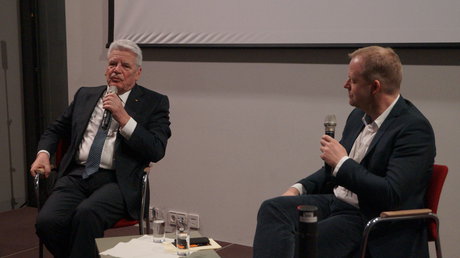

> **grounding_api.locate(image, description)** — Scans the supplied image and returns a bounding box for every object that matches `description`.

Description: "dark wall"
[21,0,68,206]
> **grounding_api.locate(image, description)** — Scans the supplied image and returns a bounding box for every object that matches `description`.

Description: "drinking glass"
[152,209,165,243]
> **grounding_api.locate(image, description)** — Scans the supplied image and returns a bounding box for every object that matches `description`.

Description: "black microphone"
[101,86,118,130]
[323,114,336,174]
[324,114,336,138]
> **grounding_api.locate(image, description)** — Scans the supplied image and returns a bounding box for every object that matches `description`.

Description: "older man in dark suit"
[30,39,171,257]
[253,46,435,258]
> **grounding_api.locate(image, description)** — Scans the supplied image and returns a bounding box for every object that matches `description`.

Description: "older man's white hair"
[108,39,143,67]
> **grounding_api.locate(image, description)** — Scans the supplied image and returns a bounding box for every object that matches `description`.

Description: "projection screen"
[109,0,460,47]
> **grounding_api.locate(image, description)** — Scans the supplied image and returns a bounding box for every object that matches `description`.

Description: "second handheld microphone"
[324,114,336,138]
[101,86,118,130]
[323,114,337,174]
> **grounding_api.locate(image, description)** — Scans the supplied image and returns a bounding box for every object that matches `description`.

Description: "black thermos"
[297,205,318,258]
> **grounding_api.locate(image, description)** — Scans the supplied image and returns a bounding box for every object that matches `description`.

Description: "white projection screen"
[109,0,460,47]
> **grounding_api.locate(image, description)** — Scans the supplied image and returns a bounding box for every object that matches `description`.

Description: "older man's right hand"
[30,152,52,178]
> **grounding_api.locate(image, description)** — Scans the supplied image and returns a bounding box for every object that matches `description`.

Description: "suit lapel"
[114,85,144,170]
[342,112,365,153]
[84,87,106,121]
[74,86,106,144]
[363,96,407,158]
[346,123,364,153]
[124,84,144,120]
[115,85,144,147]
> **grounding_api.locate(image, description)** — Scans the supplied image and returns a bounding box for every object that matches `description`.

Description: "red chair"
[33,140,151,257]
[359,164,448,258]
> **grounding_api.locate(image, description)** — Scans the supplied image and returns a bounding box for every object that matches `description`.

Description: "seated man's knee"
[258,198,276,214]
[73,203,99,223]
[260,196,295,210]
[36,211,62,236]
[258,196,292,219]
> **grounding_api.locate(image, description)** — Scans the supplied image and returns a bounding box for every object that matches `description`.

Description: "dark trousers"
[253,194,366,258]
[36,166,127,258]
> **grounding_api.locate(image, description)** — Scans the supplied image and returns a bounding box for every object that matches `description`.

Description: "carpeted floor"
[0,207,252,258]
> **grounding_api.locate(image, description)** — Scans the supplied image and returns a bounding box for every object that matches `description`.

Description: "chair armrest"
[380,208,432,218]
[360,208,438,258]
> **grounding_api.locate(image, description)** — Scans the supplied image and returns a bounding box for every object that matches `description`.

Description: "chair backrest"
[426,164,448,241]
[55,138,69,168]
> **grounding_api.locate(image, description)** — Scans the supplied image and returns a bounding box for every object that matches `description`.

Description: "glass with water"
[152,209,165,243]
[176,217,190,256]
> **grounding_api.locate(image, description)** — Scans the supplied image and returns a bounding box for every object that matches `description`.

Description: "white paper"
[99,235,221,258]
[100,235,176,258]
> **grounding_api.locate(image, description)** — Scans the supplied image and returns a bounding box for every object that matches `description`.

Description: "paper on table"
[100,235,176,258]
[99,235,221,258]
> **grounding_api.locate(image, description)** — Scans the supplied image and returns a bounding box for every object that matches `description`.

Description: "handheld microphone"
[323,114,336,174]
[324,114,336,138]
[101,86,118,130]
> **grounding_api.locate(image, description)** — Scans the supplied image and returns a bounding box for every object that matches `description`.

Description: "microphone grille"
[324,114,337,127]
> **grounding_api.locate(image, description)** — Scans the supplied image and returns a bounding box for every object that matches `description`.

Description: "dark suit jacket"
[37,84,171,219]
[298,96,436,258]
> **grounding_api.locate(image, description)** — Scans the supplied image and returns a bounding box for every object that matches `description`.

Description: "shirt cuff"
[119,117,137,140]
[37,150,50,158]
[291,183,306,195]
[333,156,350,176]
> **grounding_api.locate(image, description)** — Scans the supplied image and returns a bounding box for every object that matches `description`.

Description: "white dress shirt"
[292,95,400,208]
[38,86,138,171]
[76,86,137,170]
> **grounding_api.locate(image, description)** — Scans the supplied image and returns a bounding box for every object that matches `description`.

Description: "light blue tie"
[83,124,108,179]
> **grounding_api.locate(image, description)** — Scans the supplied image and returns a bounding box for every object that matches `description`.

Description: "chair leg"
[434,219,443,258]
[359,217,380,258]
[139,216,144,235]
[39,239,44,258]
[35,174,44,258]
[34,174,40,209]
[139,171,149,235]
[138,211,151,235]
[146,217,151,236]
[434,238,443,258]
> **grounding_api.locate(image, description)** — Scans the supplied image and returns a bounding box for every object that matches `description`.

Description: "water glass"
[152,209,165,243]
